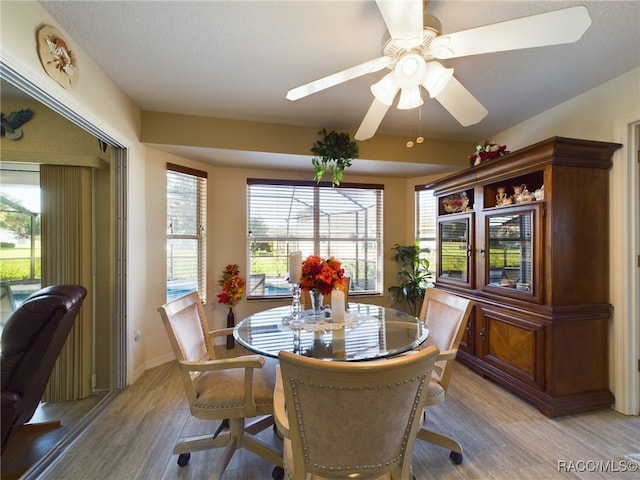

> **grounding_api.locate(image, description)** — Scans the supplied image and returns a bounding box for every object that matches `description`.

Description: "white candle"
[331,289,345,323]
[289,251,302,284]
[332,329,346,358]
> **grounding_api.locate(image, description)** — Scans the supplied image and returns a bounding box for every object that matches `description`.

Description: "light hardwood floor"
[2,395,104,480]
[30,356,639,480]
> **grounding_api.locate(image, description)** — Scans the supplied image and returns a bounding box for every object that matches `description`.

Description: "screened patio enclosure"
[247,182,383,299]
[0,194,41,324]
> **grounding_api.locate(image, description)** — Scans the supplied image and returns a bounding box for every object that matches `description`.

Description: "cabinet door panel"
[482,204,543,303]
[458,303,477,354]
[436,213,474,289]
[480,308,544,388]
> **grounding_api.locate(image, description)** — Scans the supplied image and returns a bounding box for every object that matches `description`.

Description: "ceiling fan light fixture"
[393,53,427,88]
[397,86,423,110]
[422,62,454,98]
[371,73,399,106]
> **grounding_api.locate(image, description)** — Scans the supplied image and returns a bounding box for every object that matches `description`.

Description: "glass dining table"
[233,303,428,361]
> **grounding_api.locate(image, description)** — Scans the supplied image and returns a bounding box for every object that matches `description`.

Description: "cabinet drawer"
[479,307,544,389]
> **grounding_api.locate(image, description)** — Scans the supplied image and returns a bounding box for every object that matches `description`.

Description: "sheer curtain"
[40,165,93,401]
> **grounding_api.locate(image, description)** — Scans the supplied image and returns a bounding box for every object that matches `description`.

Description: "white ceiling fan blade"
[286,56,392,101]
[431,6,592,59]
[355,98,391,141]
[375,0,424,49]
[435,77,488,127]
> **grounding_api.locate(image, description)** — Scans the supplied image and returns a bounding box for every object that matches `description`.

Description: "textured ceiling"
[13,1,640,173]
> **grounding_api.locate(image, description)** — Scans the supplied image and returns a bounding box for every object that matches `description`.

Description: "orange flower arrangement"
[217,264,245,307]
[300,255,346,295]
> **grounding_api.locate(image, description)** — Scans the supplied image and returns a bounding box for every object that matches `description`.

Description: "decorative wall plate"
[37,25,78,90]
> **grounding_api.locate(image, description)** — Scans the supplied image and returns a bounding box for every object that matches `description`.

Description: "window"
[247,180,383,299]
[415,187,437,276]
[166,163,207,302]
[0,162,42,320]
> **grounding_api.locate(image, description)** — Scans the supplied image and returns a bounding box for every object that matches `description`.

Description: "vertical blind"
[40,164,93,401]
[166,163,207,302]
[415,186,437,275]
[247,180,384,298]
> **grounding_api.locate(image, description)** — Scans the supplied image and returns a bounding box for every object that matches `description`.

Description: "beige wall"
[143,147,418,366]
[141,111,474,168]
[492,68,640,149]
[3,2,638,414]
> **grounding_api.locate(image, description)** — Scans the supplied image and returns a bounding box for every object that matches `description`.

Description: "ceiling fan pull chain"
[417,107,424,144]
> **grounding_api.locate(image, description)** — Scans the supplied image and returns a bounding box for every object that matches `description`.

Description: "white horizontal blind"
[247,180,383,298]
[415,187,437,275]
[166,164,207,302]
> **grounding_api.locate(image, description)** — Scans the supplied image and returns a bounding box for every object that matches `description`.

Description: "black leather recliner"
[1,284,87,452]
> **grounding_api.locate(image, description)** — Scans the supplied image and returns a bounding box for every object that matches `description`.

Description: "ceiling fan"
[286,0,591,141]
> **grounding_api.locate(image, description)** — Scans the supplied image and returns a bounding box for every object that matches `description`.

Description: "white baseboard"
[145,352,175,371]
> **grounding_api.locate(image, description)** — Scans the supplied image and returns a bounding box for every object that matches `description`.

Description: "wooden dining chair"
[273,345,439,480]
[415,287,474,464]
[157,291,282,478]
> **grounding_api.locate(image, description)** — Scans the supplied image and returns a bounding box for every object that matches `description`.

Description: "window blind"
[247,180,383,299]
[415,186,437,276]
[166,163,207,302]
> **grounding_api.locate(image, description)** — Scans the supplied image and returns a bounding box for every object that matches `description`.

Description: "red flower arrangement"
[468,139,509,166]
[217,264,245,307]
[300,255,347,295]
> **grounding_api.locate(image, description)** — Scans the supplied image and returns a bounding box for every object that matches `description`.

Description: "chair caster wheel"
[450,451,463,465]
[272,465,284,479]
[177,452,191,467]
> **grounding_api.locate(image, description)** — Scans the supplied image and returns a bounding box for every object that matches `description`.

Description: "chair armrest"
[209,327,234,338]
[2,390,22,408]
[273,365,290,438]
[177,355,265,372]
[437,349,458,362]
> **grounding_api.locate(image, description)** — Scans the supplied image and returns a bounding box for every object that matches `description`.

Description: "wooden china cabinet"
[427,137,621,417]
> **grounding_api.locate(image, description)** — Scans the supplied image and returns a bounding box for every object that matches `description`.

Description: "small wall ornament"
[37,25,79,90]
[1,108,33,140]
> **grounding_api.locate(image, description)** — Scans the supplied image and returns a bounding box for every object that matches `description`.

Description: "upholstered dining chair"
[415,287,474,464]
[157,292,282,478]
[273,345,439,480]
[1,284,87,453]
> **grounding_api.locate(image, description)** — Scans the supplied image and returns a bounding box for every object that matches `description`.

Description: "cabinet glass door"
[437,215,473,288]
[485,207,536,295]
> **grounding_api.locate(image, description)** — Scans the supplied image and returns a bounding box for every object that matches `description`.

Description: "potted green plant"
[388,243,434,316]
[310,129,359,187]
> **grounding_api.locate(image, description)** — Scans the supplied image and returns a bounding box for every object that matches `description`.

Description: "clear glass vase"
[309,288,324,314]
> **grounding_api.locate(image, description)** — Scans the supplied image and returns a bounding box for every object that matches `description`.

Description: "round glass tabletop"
[234,303,428,361]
